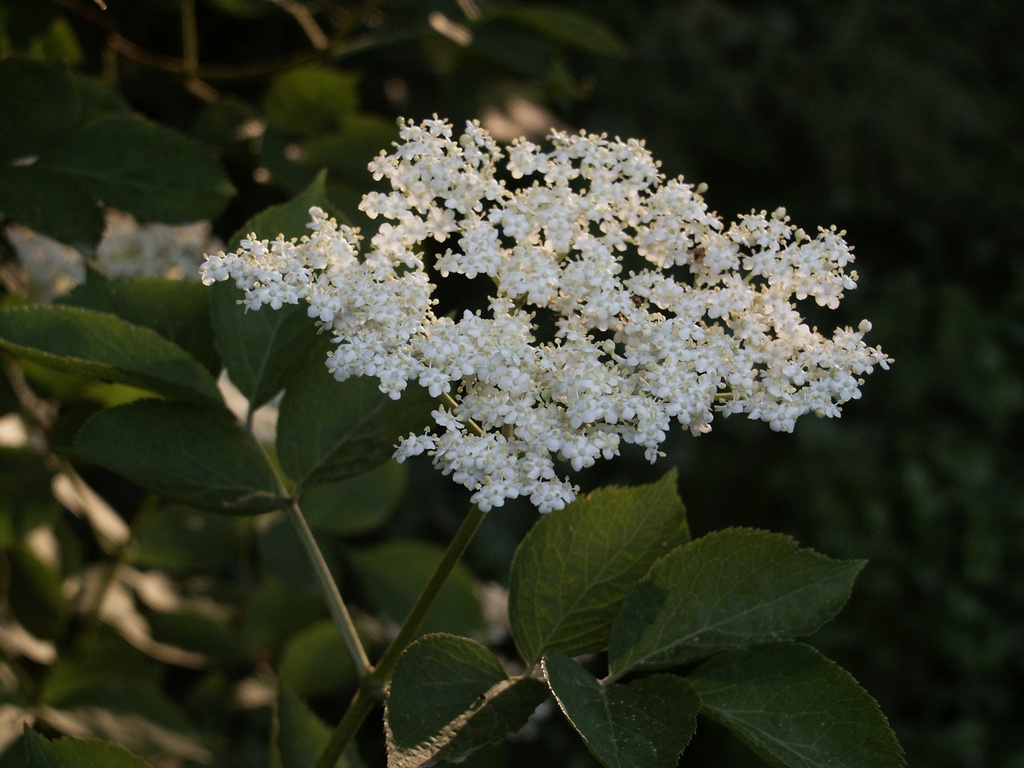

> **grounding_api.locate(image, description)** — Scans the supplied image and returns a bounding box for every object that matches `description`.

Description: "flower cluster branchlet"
[201,117,890,512]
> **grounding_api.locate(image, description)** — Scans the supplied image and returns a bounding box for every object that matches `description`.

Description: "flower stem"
[284,497,373,677]
[314,504,487,768]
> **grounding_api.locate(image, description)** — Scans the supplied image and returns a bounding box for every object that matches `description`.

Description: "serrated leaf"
[36,116,233,223]
[0,305,222,405]
[0,58,80,162]
[609,529,865,675]
[489,5,630,58]
[69,400,284,513]
[272,683,351,768]
[60,272,219,373]
[348,541,485,636]
[300,461,407,537]
[543,653,698,768]
[386,634,549,768]
[689,642,905,768]
[509,470,690,666]
[277,363,435,488]
[23,728,156,768]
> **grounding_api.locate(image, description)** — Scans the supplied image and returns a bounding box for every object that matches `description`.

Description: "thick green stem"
[284,498,373,677]
[314,505,487,768]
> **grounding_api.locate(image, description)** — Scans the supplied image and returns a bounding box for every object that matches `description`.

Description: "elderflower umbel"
[201,117,890,513]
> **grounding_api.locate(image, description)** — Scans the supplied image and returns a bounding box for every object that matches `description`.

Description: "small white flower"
[202,118,890,512]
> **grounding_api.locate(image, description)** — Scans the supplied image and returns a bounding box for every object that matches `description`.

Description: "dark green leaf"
[0,164,103,249]
[509,470,690,666]
[348,541,485,636]
[301,461,407,537]
[128,504,242,573]
[37,116,234,223]
[301,115,399,180]
[60,272,220,374]
[0,58,80,162]
[264,67,360,138]
[543,653,698,768]
[39,660,208,764]
[272,683,352,768]
[210,282,320,409]
[69,400,284,513]
[0,305,222,405]
[386,634,549,768]
[7,545,70,639]
[609,528,865,676]
[247,578,325,654]
[23,728,156,768]
[489,5,630,58]
[279,620,358,698]
[225,170,336,251]
[277,364,435,487]
[210,173,336,408]
[689,642,905,768]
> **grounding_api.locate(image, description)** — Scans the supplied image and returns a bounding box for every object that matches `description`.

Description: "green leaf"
[0,305,222,406]
[543,653,698,768]
[39,657,209,764]
[0,164,103,249]
[347,541,485,636]
[386,634,549,768]
[7,545,70,639]
[60,272,220,374]
[128,504,242,573]
[23,728,156,768]
[689,642,905,768]
[608,528,865,676]
[509,470,690,666]
[278,620,358,698]
[300,461,407,537]
[0,57,80,162]
[272,683,351,768]
[264,67,360,138]
[246,578,325,653]
[302,115,400,180]
[489,5,630,58]
[211,173,335,408]
[211,281,320,409]
[277,363,435,487]
[36,116,234,223]
[69,400,284,513]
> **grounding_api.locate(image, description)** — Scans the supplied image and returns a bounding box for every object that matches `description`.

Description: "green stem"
[284,497,373,677]
[313,505,487,768]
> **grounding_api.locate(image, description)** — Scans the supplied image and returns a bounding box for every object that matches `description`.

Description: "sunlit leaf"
[0,305,222,406]
[509,470,689,666]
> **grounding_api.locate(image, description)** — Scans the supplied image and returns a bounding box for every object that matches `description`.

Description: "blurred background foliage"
[0,1,1021,767]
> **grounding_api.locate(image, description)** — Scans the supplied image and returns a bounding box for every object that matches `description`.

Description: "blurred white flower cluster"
[6,212,217,300]
[201,118,890,512]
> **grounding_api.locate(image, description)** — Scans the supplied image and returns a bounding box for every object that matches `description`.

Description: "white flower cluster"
[201,117,890,512]
[7,213,217,301]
